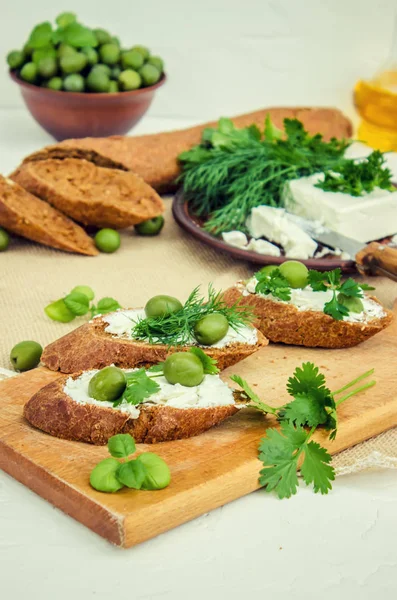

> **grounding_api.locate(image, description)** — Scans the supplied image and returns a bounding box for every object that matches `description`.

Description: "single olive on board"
[10,340,43,372]
[94,228,121,252]
[135,216,164,236]
[0,227,10,251]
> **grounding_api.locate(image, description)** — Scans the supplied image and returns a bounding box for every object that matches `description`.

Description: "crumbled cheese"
[102,308,258,348]
[63,369,236,419]
[222,230,248,248]
[246,206,317,259]
[243,277,385,324]
[245,238,281,256]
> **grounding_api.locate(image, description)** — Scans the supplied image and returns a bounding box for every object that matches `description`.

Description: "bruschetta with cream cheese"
[223,262,392,349]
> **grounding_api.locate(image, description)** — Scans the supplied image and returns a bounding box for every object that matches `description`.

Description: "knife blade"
[286,213,397,281]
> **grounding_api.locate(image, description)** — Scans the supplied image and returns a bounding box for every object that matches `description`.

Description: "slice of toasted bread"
[41,312,268,373]
[20,107,352,193]
[0,175,98,256]
[223,286,393,348]
[11,158,165,229]
[24,375,242,444]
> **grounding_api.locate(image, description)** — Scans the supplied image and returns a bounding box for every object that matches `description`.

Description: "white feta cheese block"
[246,206,317,259]
[222,230,248,248]
[283,173,397,243]
[245,238,281,256]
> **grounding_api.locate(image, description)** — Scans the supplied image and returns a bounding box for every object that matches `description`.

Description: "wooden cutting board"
[1,310,397,548]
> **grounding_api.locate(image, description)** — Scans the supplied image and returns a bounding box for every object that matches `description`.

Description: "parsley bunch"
[178,116,349,234]
[316,150,394,196]
[254,268,292,301]
[132,285,253,346]
[231,362,376,498]
[308,269,374,320]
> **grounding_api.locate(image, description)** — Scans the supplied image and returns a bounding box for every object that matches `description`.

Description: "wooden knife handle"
[356,242,397,280]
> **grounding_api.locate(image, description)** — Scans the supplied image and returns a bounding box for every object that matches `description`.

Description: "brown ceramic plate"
[172,188,357,272]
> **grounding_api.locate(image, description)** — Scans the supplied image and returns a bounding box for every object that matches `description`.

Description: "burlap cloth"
[1,199,396,475]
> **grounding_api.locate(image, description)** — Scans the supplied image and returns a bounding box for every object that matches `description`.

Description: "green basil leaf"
[61,22,98,47]
[189,347,219,374]
[107,433,136,458]
[55,12,77,28]
[28,22,53,49]
[96,297,121,314]
[63,291,90,316]
[116,459,146,489]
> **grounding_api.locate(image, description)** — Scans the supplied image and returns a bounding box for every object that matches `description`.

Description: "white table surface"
[1,109,397,600]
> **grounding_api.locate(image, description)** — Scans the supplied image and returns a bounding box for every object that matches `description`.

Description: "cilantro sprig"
[307,269,374,321]
[113,369,160,407]
[231,362,376,498]
[254,268,291,301]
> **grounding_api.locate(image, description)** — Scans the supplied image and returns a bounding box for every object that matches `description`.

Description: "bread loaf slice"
[41,311,268,373]
[0,175,98,256]
[223,286,393,349]
[20,107,353,193]
[11,158,165,229]
[24,374,244,444]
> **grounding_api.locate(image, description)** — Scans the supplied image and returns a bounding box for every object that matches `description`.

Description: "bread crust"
[41,314,268,373]
[223,287,393,349]
[20,107,353,193]
[0,175,98,256]
[23,376,241,444]
[11,159,165,229]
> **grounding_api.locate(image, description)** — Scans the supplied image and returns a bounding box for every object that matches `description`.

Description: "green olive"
[57,44,76,59]
[10,340,42,372]
[88,366,127,402]
[193,313,229,345]
[118,69,141,91]
[91,63,112,76]
[121,50,144,71]
[139,64,160,86]
[44,299,75,322]
[94,228,120,252]
[147,56,164,73]
[163,352,204,387]
[131,45,150,61]
[20,62,37,83]
[63,74,85,93]
[258,265,278,277]
[32,46,57,65]
[90,457,124,493]
[93,28,112,45]
[70,285,95,301]
[60,53,87,74]
[135,216,164,236]
[7,50,25,70]
[99,43,120,65]
[110,66,121,80]
[108,81,119,93]
[145,295,183,318]
[37,57,57,79]
[81,46,98,66]
[46,76,63,91]
[137,453,171,490]
[0,227,10,251]
[87,69,110,93]
[337,293,364,314]
[111,36,121,47]
[279,260,309,289]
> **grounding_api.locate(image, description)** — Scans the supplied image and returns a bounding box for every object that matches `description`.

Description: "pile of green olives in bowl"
[7,12,166,139]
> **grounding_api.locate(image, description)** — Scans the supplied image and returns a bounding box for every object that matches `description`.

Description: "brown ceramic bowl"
[10,70,166,141]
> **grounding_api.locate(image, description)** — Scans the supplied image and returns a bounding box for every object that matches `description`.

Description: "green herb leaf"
[116,459,146,489]
[189,347,219,374]
[360,283,376,291]
[55,12,77,28]
[63,291,90,316]
[324,292,350,321]
[107,434,136,458]
[147,362,166,373]
[300,441,335,494]
[28,22,53,49]
[59,22,98,48]
[132,284,253,347]
[255,268,291,301]
[264,113,284,142]
[286,362,329,398]
[338,278,364,298]
[307,269,328,292]
[118,369,160,405]
[91,297,121,317]
[230,374,277,414]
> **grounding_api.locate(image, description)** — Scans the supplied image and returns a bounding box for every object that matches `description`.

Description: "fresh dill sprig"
[132,285,254,346]
[178,117,350,235]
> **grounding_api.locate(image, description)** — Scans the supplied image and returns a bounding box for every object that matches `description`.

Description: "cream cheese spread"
[101,308,258,348]
[243,277,385,324]
[63,369,236,419]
